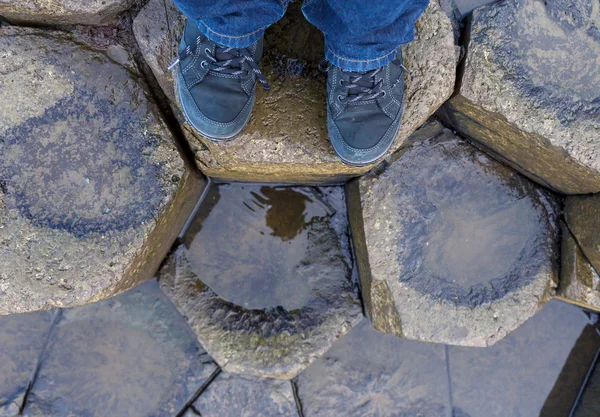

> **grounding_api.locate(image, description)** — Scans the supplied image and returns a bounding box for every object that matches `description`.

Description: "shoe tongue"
[346,71,376,96]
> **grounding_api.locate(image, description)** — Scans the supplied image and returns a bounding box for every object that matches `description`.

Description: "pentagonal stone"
[348,121,560,346]
[294,319,451,417]
[557,224,600,311]
[158,184,362,379]
[184,373,299,417]
[0,0,138,25]
[449,300,600,417]
[565,194,600,275]
[134,0,458,183]
[441,0,600,194]
[0,27,205,314]
[0,311,54,416]
[22,280,218,417]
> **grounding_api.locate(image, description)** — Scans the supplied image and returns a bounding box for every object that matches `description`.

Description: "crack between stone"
[562,220,600,279]
[19,309,63,414]
[568,344,600,417]
[291,379,305,417]
[175,366,221,417]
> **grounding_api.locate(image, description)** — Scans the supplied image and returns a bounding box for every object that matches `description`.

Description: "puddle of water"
[181,183,348,311]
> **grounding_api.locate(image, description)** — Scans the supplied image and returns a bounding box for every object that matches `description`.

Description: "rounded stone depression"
[158,184,362,379]
[348,121,560,347]
[0,27,202,314]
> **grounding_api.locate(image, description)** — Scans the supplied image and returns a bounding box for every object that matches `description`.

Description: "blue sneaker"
[170,20,269,141]
[325,51,407,166]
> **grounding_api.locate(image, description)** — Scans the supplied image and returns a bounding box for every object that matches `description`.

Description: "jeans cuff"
[197,20,266,48]
[325,46,399,72]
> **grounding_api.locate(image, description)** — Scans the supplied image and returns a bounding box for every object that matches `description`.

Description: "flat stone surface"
[450,299,600,417]
[184,373,298,417]
[0,311,54,417]
[566,194,600,275]
[442,0,600,194]
[0,0,138,25]
[348,121,560,346]
[158,184,362,379]
[134,0,457,183]
[572,357,600,417]
[294,319,451,417]
[22,280,218,417]
[557,224,600,311]
[0,27,204,314]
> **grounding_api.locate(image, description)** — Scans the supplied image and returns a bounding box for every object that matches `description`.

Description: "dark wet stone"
[0,311,54,416]
[572,358,600,417]
[294,319,451,417]
[21,280,217,417]
[557,224,600,311]
[184,373,298,417]
[348,121,560,346]
[449,300,600,417]
[134,0,457,183]
[442,0,600,194]
[0,26,205,314]
[158,184,362,379]
[0,0,138,25]
[565,194,600,276]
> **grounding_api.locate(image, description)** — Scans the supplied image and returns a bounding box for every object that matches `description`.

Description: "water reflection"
[181,184,348,311]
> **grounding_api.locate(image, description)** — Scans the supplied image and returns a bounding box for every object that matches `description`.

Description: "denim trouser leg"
[302,0,430,71]
[171,0,289,48]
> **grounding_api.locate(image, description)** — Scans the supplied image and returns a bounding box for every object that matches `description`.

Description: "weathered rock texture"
[0,311,54,416]
[0,0,138,25]
[0,27,205,314]
[294,319,451,417]
[449,299,600,417]
[442,0,600,194]
[22,280,218,417]
[158,184,362,379]
[348,121,560,346]
[185,373,299,417]
[565,194,600,275]
[557,225,600,311]
[134,0,458,183]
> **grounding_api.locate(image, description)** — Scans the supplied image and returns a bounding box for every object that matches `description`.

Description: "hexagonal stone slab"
[0,311,54,416]
[0,26,205,314]
[348,121,560,346]
[158,184,362,379]
[295,319,451,417]
[0,0,138,25]
[441,0,600,194]
[183,373,299,417]
[134,0,458,183]
[21,280,218,417]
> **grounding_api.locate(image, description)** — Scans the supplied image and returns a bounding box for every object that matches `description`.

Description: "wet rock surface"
[442,0,600,194]
[0,0,138,25]
[565,194,600,275]
[21,280,217,417]
[184,373,299,417]
[0,27,204,314]
[134,0,457,183]
[294,319,451,417]
[348,121,560,346]
[158,184,362,379]
[557,224,600,311]
[0,311,54,416]
[449,300,600,417]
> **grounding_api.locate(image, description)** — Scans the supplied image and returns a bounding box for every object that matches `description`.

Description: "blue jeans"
[172,0,430,71]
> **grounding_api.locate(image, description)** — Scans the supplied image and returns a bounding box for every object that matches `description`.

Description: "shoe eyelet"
[200,61,207,68]
[204,48,211,56]
[337,95,344,102]
[380,91,386,97]
[339,80,344,86]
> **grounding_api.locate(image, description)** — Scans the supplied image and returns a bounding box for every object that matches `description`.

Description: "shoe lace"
[320,58,408,103]
[169,36,270,91]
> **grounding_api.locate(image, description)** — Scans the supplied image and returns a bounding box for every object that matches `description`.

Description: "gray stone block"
[348,121,560,346]
[134,0,458,183]
[442,0,600,194]
[0,27,205,314]
[158,184,362,379]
